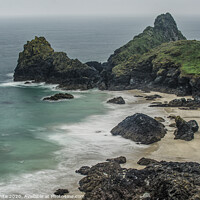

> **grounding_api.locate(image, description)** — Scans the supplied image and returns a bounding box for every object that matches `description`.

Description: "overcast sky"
[0,0,199,17]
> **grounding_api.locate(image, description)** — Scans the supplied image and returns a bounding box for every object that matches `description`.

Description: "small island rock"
[43,93,74,101]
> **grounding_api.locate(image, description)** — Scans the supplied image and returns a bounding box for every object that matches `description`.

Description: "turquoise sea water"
[0,15,200,196]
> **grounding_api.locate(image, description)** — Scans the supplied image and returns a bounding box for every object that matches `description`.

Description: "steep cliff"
[14,36,99,90]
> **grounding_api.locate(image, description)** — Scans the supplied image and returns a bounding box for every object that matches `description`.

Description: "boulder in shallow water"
[54,189,69,196]
[107,96,125,104]
[43,93,74,101]
[111,113,167,144]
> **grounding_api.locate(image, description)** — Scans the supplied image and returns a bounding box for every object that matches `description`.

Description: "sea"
[0,15,199,198]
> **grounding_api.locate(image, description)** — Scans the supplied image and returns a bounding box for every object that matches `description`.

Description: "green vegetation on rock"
[108,13,186,68]
[113,40,200,77]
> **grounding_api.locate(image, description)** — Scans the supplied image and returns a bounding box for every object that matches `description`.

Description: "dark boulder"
[54,189,69,196]
[111,113,167,144]
[137,157,159,166]
[107,96,125,104]
[24,81,31,84]
[43,93,74,101]
[174,116,199,141]
[188,120,199,132]
[145,94,162,100]
[106,156,126,164]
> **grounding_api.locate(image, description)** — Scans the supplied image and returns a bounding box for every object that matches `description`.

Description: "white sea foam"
[6,73,14,78]
[0,80,58,90]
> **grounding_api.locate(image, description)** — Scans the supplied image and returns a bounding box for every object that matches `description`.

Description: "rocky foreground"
[76,157,200,200]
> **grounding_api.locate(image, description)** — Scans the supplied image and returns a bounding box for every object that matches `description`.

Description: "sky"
[0,0,199,17]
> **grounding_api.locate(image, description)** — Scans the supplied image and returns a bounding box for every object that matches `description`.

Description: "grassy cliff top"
[108,13,186,67]
[112,40,200,77]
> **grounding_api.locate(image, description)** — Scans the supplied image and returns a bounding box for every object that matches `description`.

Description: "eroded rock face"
[111,113,166,144]
[14,36,99,90]
[174,116,199,141]
[43,93,74,101]
[78,158,200,200]
[107,96,125,104]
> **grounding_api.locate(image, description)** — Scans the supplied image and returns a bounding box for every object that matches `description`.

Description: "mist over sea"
[0,15,199,197]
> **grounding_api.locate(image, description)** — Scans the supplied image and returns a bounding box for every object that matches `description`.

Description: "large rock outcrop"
[78,158,200,200]
[100,13,200,97]
[111,113,166,144]
[14,36,99,90]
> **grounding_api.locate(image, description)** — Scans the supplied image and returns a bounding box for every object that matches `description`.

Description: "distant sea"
[0,15,199,197]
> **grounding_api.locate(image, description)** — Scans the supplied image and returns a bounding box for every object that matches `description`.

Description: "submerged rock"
[43,93,74,101]
[111,113,166,144]
[78,157,200,200]
[14,36,100,90]
[174,116,199,141]
[107,96,125,104]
